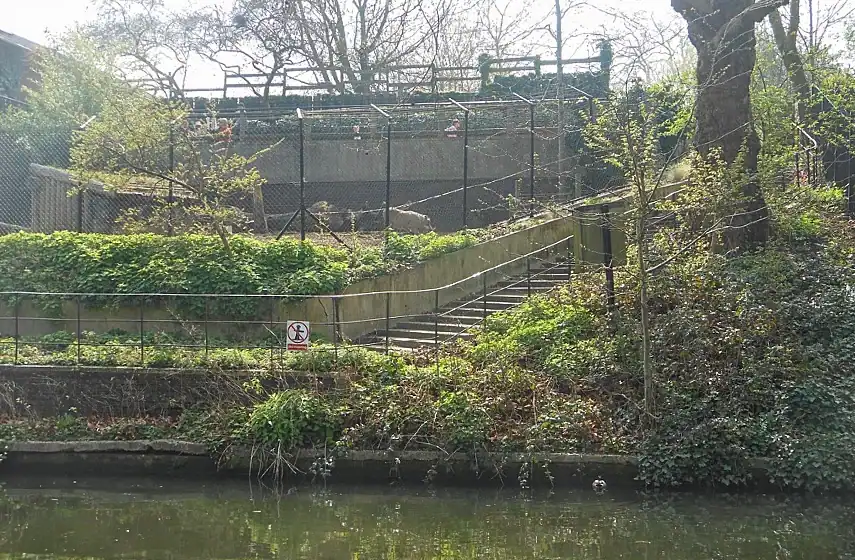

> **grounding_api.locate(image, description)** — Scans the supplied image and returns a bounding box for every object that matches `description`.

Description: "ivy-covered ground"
[2,197,855,491]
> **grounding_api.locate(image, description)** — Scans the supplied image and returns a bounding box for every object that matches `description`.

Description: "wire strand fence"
[0,98,610,240]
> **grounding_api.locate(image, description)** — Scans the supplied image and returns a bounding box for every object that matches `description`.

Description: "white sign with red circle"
[286,320,310,351]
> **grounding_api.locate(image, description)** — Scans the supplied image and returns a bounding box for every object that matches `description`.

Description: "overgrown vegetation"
[0,228,491,312]
[3,189,855,492]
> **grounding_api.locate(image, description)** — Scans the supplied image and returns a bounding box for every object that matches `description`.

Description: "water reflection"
[0,477,853,559]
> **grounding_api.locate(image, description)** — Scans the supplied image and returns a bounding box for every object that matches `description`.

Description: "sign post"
[286,320,310,351]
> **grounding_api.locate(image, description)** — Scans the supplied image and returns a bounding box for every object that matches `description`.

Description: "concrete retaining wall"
[0,440,640,489]
[236,130,561,184]
[0,365,340,417]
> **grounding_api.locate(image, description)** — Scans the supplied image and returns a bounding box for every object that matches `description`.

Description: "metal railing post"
[482,273,488,324]
[13,293,19,365]
[601,205,616,313]
[76,295,82,365]
[527,257,532,297]
[567,237,573,279]
[269,296,275,372]
[204,297,209,359]
[433,288,440,349]
[139,299,145,367]
[385,291,391,354]
[333,296,340,367]
[434,289,440,374]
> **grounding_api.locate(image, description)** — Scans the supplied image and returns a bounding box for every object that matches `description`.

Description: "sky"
[6,0,94,45]
[10,0,841,92]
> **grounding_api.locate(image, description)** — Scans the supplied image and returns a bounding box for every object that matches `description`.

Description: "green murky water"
[0,477,853,559]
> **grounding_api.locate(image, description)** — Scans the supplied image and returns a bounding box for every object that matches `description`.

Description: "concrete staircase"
[363,259,571,351]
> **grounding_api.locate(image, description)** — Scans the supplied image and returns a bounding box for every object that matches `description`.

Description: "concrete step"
[493,284,555,293]
[478,293,531,303]
[457,301,518,313]
[529,273,571,281]
[496,279,564,288]
[395,321,483,333]
[383,328,475,341]
[361,260,570,353]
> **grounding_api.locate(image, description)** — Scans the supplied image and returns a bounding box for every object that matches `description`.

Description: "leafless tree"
[290,0,456,94]
[84,0,195,97]
[479,0,546,60]
[189,0,303,101]
[590,8,694,84]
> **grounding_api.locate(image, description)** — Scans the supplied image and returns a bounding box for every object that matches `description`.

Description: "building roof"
[0,28,42,52]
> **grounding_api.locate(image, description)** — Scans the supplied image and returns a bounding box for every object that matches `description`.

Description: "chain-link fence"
[0,98,612,240]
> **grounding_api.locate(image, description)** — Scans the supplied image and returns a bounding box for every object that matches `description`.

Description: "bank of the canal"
[0,440,787,492]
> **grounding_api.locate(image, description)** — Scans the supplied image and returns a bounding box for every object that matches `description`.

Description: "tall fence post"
[529,102,535,216]
[449,98,470,229]
[512,93,536,217]
[168,118,175,236]
[848,114,855,218]
[76,189,84,233]
[601,204,616,314]
[370,104,394,232]
[299,109,306,241]
[386,119,392,229]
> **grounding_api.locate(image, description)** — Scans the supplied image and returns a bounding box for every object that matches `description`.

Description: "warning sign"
[286,321,310,351]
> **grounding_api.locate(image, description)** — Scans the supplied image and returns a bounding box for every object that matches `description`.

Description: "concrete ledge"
[0,441,788,490]
[6,440,209,455]
[0,440,639,488]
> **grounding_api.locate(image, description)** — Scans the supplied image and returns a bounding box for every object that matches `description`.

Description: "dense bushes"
[0,229,490,303]
[0,232,350,296]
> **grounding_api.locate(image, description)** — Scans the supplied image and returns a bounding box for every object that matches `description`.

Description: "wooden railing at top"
[177,55,606,98]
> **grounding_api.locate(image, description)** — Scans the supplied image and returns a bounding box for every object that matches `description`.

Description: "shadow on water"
[1,475,854,559]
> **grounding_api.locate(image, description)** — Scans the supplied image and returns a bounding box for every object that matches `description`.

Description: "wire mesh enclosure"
[0,97,617,240]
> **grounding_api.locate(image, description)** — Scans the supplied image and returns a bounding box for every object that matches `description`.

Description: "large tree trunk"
[673,0,786,249]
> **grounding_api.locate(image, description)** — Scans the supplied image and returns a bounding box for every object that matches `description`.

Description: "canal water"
[0,476,853,559]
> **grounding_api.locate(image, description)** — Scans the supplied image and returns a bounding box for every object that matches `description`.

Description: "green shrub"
[0,230,494,318]
[247,389,341,448]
